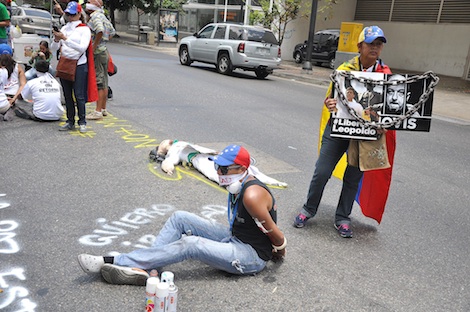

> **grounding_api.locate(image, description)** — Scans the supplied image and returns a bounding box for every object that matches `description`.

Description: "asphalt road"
[1,42,469,311]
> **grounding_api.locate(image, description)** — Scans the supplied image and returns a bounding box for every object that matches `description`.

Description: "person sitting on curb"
[13,60,64,121]
[78,144,286,285]
[150,139,288,187]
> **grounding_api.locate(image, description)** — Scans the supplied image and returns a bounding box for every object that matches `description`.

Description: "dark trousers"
[301,123,363,225]
[60,63,88,126]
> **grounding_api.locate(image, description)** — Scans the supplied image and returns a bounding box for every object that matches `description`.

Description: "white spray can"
[166,283,178,312]
[145,276,159,312]
[155,282,169,312]
[161,271,178,312]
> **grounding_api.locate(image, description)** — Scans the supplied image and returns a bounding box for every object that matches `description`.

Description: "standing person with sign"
[52,2,94,133]
[293,26,397,237]
[77,145,286,285]
[85,0,115,119]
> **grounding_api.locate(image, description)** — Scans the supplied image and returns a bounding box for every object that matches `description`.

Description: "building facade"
[114,0,470,79]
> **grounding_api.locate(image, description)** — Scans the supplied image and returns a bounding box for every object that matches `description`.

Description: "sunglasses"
[214,164,241,175]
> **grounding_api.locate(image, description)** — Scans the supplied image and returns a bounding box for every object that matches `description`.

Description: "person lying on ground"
[149,139,288,188]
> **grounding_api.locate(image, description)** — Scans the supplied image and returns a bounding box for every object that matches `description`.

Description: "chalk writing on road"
[78,204,226,253]
[0,194,37,312]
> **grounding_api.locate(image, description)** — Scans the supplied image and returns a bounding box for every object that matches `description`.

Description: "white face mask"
[218,171,247,194]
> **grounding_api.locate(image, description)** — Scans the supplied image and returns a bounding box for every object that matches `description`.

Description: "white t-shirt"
[21,73,64,120]
[4,63,19,96]
[0,68,9,113]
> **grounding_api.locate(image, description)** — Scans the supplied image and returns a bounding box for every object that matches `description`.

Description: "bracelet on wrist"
[272,237,287,251]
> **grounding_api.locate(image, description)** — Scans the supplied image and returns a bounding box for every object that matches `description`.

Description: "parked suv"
[179,23,281,79]
[293,29,340,69]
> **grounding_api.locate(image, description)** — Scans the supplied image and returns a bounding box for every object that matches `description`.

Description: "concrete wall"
[373,22,470,78]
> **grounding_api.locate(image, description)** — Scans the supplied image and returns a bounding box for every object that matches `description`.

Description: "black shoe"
[107,86,113,100]
[334,223,353,238]
[59,123,75,131]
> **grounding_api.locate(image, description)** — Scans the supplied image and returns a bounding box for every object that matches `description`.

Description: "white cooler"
[12,34,50,65]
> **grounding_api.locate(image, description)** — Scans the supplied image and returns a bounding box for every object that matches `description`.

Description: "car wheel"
[329,57,336,69]
[217,53,233,75]
[179,46,192,66]
[255,69,269,79]
[294,51,302,64]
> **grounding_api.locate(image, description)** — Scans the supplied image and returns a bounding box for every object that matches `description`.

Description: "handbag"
[107,53,117,76]
[56,56,78,81]
[348,134,391,171]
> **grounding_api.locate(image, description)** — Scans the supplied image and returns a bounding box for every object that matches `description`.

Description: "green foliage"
[250,0,342,45]
[251,0,301,45]
[107,0,184,14]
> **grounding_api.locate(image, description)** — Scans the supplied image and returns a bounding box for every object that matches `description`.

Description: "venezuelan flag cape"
[320,56,396,223]
[78,24,98,103]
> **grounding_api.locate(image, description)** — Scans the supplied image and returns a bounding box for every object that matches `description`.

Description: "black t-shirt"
[232,178,277,261]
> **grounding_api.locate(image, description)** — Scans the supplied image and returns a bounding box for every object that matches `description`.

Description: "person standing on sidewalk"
[85,0,115,120]
[77,145,286,285]
[293,26,396,238]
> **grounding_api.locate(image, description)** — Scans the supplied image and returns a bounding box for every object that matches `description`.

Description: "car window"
[313,33,320,44]
[198,25,215,38]
[318,34,329,45]
[213,26,226,39]
[245,28,278,44]
[228,26,243,40]
[12,8,22,16]
[24,9,52,19]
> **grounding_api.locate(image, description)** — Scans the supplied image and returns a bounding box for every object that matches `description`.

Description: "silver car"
[11,7,58,37]
[179,23,281,79]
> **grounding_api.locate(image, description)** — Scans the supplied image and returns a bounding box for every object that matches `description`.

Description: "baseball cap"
[358,26,387,44]
[210,145,251,168]
[0,44,12,55]
[64,1,82,15]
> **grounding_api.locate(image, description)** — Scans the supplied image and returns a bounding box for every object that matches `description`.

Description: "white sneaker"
[101,109,108,116]
[86,111,103,120]
[101,264,149,286]
[78,254,105,273]
[79,125,87,133]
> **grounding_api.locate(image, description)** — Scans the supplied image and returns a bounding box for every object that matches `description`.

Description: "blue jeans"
[25,67,56,80]
[60,63,88,126]
[301,122,363,225]
[115,211,267,275]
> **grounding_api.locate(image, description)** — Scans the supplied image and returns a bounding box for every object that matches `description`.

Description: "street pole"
[244,0,251,25]
[302,0,318,71]
[157,0,163,44]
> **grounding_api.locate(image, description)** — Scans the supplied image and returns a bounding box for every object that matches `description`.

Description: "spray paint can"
[166,283,178,312]
[154,282,169,312]
[161,271,177,312]
[145,276,159,312]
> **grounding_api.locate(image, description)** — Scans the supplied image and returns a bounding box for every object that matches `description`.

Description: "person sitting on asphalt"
[13,60,64,121]
[150,139,288,187]
[77,144,286,285]
[0,43,26,106]
[25,40,55,80]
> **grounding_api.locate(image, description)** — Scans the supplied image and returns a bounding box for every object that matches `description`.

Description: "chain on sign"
[331,71,440,129]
